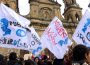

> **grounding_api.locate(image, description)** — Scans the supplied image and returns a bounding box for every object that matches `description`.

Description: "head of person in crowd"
[72,44,88,64]
[34,57,39,63]
[64,54,72,65]
[42,55,48,60]
[8,52,22,65]
[64,45,73,65]
[85,47,90,64]
[0,54,7,65]
[47,61,52,65]
[9,52,17,61]
[25,59,36,65]
[0,54,4,61]
[53,58,64,65]
[40,55,49,65]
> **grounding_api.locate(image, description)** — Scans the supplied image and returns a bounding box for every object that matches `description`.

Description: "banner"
[0,3,30,27]
[41,17,72,59]
[28,27,43,56]
[72,10,90,47]
[0,19,43,56]
[18,0,30,15]
[0,3,30,49]
[0,18,30,50]
[0,3,43,56]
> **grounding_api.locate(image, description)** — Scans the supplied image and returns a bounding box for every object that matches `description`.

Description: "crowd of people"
[0,44,90,65]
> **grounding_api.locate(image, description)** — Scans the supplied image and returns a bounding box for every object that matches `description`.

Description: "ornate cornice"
[63,5,82,15]
[29,17,52,21]
[30,0,61,6]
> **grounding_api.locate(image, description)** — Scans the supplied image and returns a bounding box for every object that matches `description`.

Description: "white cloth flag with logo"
[72,10,90,47]
[0,3,31,50]
[0,3,30,27]
[27,27,43,56]
[0,3,43,56]
[41,17,72,59]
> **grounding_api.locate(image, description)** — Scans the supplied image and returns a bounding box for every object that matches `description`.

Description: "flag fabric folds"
[0,3,43,56]
[72,10,90,47]
[0,3,30,50]
[0,3,30,27]
[41,17,72,59]
[28,27,43,56]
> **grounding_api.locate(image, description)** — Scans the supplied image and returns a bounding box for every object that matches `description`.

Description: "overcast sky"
[57,0,90,15]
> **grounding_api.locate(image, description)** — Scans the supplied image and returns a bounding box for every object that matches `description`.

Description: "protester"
[71,44,88,65]
[53,58,64,65]
[40,55,48,65]
[19,57,24,65]
[25,59,36,65]
[47,60,52,65]
[85,47,90,65]
[34,57,41,65]
[64,45,73,65]
[64,54,72,65]
[7,52,22,65]
[0,54,7,65]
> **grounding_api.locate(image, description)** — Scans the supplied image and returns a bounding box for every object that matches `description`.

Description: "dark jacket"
[53,59,65,65]
[8,60,21,65]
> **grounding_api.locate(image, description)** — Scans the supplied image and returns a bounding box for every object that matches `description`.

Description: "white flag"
[0,3,43,56]
[0,3,31,50]
[0,3,30,27]
[18,0,30,16]
[28,27,43,56]
[72,10,90,47]
[41,17,72,59]
[0,18,30,50]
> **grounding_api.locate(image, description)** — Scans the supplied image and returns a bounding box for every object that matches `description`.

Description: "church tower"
[63,0,82,38]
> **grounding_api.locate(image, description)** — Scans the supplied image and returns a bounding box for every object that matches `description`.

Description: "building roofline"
[29,0,61,6]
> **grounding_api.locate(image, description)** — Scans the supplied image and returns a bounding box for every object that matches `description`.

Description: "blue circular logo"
[16,29,26,37]
[86,32,90,41]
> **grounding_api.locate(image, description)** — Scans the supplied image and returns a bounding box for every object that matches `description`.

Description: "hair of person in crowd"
[9,52,17,60]
[64,45,73,65]
[85,47,90,64]
[53,58,64,65]
[72,44,88,62]
[25,59,36,65]
[34,57,40,63]
[0,54,7,65]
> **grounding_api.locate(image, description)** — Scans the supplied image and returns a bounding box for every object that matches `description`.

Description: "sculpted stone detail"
[39,7,53,20]
[72,0,76,4]
[63,0,77,8]
[65,11,82,22]
[63,0,82,22]
[0,0,17,11]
